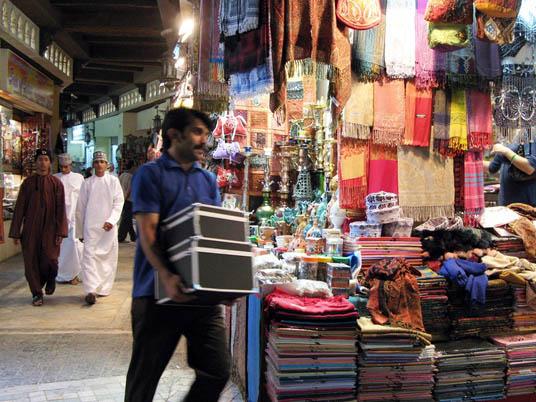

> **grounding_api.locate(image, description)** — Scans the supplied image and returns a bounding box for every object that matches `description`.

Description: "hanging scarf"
[464,151,485,227]
[433,89,451,155]
[384,0,415,79]
[350,0,387,81]
[338,137,368,210]
[404,81,433,147]
[219,0,260,36]
[446,35,478,87]
[372,78,405,146]
[448,88,469,152]
[415,0,446,89]
[197,0,227,106]
[454,154,465,212]
[368,143,398,194]
[398,145,455,221]
[473,24,502,80]
[467,89,493,150]
[343,76,373,139]
[229,64,274,99]
[270,0,351,120]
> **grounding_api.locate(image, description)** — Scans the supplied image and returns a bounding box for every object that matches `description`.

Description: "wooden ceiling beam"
[83,63,144,72]
[65,83,111,96]
[51,0,157,9]
[75,69,135,84]
[89,45,164,61]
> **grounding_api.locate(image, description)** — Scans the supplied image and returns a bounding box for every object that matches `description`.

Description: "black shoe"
[85,293,97,305]
[32,295,43,306]
[45,282,56,295]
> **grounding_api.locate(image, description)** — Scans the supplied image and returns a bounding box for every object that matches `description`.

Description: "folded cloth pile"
[491,333,536,398]
[357,317,435,401]
[447,278,514,339]
[352,237,424,273]
[492,235,529,260]
[511,284,536,332]
[264,290,358,401]
[434,339,507,402]
[416,266,450,340]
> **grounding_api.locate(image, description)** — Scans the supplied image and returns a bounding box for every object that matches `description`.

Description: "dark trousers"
[22,245,58,297]
[118,201,136,242]
[125,297,231,402]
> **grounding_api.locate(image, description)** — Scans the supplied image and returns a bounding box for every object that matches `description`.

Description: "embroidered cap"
[34,148,52,161]
[58,153,72,165]
[93,151,108,163]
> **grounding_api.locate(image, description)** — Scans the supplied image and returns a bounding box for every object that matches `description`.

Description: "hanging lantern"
[160,51,179,91]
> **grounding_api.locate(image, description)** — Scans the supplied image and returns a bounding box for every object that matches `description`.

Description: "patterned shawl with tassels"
[351,0,386,81]
[404,81,433,147]
[464,151,485,227]
[448,88,468,153]
[219,0,260,36]
[343,76,373,139]
[373,78,405,146]
[398,145,455,221]
[385,0,415,79]
[339,137,369,210]
[446,37,478,87]
[415,0,446,89]
[433,89,451,155]
[467,89,493,150]
[270,0,351,119]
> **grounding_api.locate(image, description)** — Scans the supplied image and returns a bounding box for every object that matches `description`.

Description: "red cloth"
[368,143,398,194]
[265,290,356,315]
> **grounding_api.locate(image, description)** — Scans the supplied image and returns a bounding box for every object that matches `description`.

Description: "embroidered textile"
[398,145,455,221]
[384,0,415,79]
[476,11,518,45]
[343,76,373,139]
[338,137,368,210]
[372,78,405,146]
[219,0,260,36]
[404,81,432,147]
[446,38,478,87]
[368,144,398,194]
[448,88,469,152]
[350,0,386,81]
[270,0,351,118]
[336,0,382,30]
[425,0,474,24]
[416,0,446,89]
[464,151,485,226]
[467,89,493,150]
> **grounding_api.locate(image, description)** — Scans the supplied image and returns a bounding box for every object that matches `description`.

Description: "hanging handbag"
[424,0,474,24]
[336,0,382,30]
[507,144,536,182]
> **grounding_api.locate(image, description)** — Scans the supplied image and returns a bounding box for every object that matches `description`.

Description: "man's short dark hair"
[161,108,212,151]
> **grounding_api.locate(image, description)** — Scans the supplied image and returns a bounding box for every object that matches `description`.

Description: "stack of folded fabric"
[448,279,514,339]
[357,317,435,401]
[354,237,424,273]
[493,235,528,260]
[416,266,450,340]
[512,284,536,332]
[264,290,358,401]
[434,339,507,402]
[491,333,536,398]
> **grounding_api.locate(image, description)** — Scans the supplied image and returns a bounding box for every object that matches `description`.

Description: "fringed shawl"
[404,81,433,147]
[339,137,369,210]
[467,89,493,150]
[373,78,405,146]
[219,0,260,36]
[463,151,485,226]
[474,25,501,80]
[448,88,469,152]
[384,0,415,79]
[343,76,373,139]
[270,0,351,119]
[433,89,451,155]
[368,144,398,194]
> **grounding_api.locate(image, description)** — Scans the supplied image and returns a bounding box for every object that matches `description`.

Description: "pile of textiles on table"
[434,339,507,402]
[356,317,435,401]
[264,290,358,401]
[493,235,529,260]
[352,237,424,273]
[447,277,514,339]
[416,266,450,340]
[512,284,536,332]
[491,333,536,398]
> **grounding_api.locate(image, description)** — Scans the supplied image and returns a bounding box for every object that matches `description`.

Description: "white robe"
[76,173,124,295]
[54,172,85,282]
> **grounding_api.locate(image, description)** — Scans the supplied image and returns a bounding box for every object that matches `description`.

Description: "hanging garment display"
[342,76,373,139]
[270,0,351,117]
[336,0,382,30]
[404,81,432,147]
[338,137,368,210]
[415,0,446,89]
[219,0,260,36]
[424,0,474,24]
[384,0,415,79]
[398,146,455,221]
[350,0,386,81]
[372,78,405,146]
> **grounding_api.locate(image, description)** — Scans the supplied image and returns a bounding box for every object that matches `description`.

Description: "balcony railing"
[0,0,38,52]
[43,42,73,78]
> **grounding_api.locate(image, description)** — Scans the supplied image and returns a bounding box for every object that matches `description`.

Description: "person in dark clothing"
[9,149,68,306]
[125,108,230,402]
[118,161,136,242]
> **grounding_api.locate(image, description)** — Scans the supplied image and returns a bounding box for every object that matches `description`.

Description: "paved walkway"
[0,243,243,401]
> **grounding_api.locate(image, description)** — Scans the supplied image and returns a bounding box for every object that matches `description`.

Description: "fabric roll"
[384,0,415,78]
[372,78,405,146]
[398,145,455,221]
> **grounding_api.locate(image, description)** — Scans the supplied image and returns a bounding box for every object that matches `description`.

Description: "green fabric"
[428,23,471,49]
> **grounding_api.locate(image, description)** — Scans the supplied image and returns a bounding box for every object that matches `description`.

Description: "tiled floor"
[0,243,244,401]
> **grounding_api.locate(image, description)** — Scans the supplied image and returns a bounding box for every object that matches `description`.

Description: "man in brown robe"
[9,149,68,306]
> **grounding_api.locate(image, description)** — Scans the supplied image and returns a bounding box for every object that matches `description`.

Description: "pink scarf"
[467,90,493,150]
[464,151,485,227]
[368,143,398,194]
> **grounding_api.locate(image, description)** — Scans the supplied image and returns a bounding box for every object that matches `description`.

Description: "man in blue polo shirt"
[125,108,229,401]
